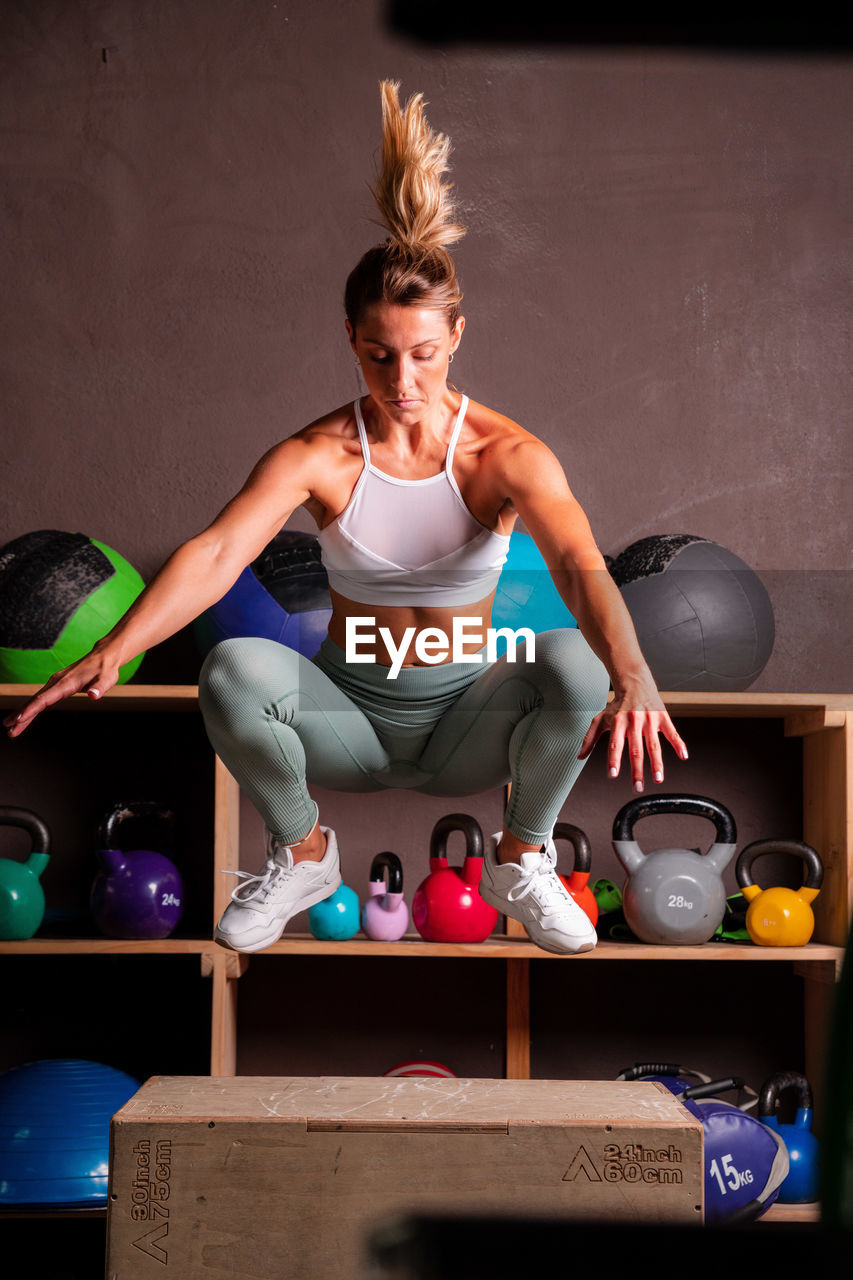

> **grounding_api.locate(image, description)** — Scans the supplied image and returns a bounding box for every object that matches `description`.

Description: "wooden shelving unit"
[203,688,853,1094]
[1,685,850,1067]
[1,684,850,1229]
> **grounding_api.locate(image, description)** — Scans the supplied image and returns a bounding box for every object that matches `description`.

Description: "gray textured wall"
[1,7,850,1083]
[3,7,850,672]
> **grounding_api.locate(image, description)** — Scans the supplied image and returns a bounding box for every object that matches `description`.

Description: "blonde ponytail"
[371,80,466,252]
[345,81,465,330]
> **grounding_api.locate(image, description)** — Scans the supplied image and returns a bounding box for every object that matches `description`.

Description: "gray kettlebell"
[612,794,737,945]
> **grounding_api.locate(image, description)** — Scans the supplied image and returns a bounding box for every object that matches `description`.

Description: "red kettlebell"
[412,813,498,943]
[554,822,598,927]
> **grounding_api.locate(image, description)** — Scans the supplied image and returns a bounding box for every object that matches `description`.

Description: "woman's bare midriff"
[326,586,497,668]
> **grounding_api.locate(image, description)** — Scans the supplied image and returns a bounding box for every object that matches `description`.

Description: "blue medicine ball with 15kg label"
[617,1064,787,1223]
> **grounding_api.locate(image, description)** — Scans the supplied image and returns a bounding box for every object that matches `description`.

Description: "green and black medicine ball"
[0,530,145,684]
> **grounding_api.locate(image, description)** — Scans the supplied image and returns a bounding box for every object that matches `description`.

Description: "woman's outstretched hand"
[578,675,688,793]
[3,645,121,739]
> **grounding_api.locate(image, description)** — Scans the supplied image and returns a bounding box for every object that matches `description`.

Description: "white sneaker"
[215,827,341,953]
[479,832,597,955]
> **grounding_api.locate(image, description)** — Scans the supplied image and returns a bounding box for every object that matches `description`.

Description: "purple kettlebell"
[361,851,409,941]
[91,848,184,939]
[90,801,184,940]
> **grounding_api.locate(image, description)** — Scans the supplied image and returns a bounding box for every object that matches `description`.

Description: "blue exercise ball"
[491,529,576,650]
[0,1058,140,1207]
[193,530,333,661]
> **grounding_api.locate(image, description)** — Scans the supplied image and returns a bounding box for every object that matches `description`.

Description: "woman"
[5,83,687,956]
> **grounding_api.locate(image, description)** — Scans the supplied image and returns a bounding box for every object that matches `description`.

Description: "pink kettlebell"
[361,851,409,941]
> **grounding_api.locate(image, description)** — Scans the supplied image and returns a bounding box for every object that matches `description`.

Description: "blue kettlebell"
[308,883,360,941]
[759,1071,820,1203]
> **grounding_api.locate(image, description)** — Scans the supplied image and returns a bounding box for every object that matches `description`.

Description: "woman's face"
[347,302,464,420]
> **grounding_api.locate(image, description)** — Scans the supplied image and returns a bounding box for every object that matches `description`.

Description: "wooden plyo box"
[106,1075,704,1279]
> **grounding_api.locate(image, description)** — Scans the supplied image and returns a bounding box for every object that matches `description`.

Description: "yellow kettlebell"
[735,839,824,947]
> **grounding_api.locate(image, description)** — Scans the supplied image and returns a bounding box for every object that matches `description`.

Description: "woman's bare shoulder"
[233,406,361,511]
[291,401,360,446]
[462,397,553,460]
[461,398,572,513]
[259,402,360,467]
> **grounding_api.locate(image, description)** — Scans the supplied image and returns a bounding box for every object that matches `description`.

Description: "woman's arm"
[4,435,319,737]
[498,435,688,792]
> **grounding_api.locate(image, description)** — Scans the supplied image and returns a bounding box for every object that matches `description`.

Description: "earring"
[448,352,455,364]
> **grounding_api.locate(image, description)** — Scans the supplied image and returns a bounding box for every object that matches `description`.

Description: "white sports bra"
[316,396,511,607]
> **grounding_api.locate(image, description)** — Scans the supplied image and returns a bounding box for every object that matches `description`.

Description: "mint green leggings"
[198,630,609,846]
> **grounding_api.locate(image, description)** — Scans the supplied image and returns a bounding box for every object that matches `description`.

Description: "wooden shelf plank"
[659,692,853,717]
[213,934,846,963]
[0,938,215,956]
[1,935,842,967]
[2,685,850,715]
[760,1201,821,1223]
[0,683,199,709]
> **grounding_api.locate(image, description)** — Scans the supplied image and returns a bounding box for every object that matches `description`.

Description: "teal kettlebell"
[0,806,51,939]
[308,883,360,941]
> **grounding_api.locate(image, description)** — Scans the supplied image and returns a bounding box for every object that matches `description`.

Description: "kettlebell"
[553,823,598,926]
[361,851,409,941]
[90,800,184,939]
[592,878,623,915]
[0,806,51,940]
[759,1071,820,1202]
[735,839,823,947]
[308,883,360,940]
[612,794,737,944]
[412,813,498,943]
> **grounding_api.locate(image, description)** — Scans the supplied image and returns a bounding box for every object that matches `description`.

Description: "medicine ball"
[193,530,333,661]
[0,530,145,683]
[609,534,774,691]
[491,529,576,647]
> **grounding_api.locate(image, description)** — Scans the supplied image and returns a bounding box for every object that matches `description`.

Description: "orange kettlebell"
[735,839,824,947]
[554,822,598,927]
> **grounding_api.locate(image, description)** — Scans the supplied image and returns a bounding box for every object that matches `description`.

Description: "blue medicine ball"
[682,1096,789,1224]
[194,530,333,661]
